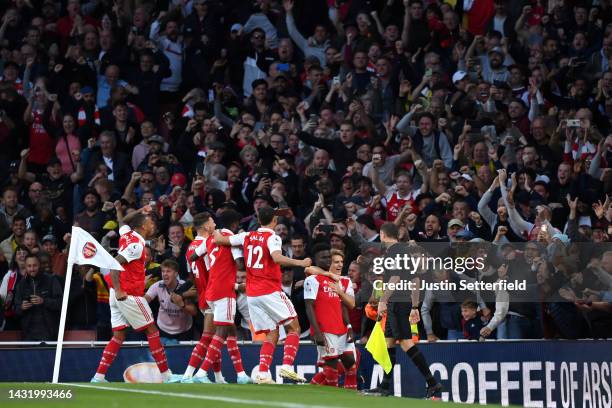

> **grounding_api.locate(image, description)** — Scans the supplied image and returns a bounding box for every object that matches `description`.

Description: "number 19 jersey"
[229,227,282,297]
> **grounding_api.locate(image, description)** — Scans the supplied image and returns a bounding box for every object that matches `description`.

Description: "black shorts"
[384,302,413,340]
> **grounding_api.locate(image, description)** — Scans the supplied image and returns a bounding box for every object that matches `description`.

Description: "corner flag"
[365,321,392,374]
[52,227,124,383]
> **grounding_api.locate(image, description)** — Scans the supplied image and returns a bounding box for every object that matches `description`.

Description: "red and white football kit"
[95,227,172,381]
[105,228,154,331]
[384,187,420,222]
[304,275,349,359]
[229,227,300,375]
[197,229,243,325]
[186,235,210,313]
[229,227,297,333]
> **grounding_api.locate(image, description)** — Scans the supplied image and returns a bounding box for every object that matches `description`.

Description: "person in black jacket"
[297,121,361,175]
[14,253,62,341]
[126,50,171,120]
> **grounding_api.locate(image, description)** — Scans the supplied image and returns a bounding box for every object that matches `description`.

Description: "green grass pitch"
[0,382,503,407]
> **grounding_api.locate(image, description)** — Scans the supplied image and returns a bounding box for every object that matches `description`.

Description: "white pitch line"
[60,383,342,408]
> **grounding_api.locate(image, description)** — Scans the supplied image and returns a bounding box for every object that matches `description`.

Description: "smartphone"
[332,76,340,85]
[320,224,334,235]
[425,68,432,77]
[566,119,581,128]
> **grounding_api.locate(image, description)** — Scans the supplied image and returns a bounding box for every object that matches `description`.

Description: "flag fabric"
[366,321,392,374]
[67,226,123,270]
[53,226,122,383]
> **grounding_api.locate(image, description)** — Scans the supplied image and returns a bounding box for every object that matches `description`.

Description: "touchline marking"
[61,383,342,408]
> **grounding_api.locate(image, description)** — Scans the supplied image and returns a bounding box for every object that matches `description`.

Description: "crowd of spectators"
[0,0,611,343]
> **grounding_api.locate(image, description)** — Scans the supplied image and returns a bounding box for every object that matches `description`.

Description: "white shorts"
[317,333,356,362]
[208,297,236,325]
[247,291,296,334]
[109,288,154,332]
[199,307,213,316]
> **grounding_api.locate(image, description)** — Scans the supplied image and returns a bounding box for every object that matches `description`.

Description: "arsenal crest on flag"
[53,226,124,383]
[67,226,123,270]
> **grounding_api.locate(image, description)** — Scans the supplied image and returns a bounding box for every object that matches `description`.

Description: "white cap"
[452,70,467,84]
[230,23,243,32]
[535,174,551,184]
[578,216,592,227]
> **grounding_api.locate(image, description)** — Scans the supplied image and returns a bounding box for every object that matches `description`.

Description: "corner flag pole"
[52,231,76,383]
[51,226,123,383]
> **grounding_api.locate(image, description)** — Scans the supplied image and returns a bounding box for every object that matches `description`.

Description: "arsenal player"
[304,249,357,388]
[181,212,224,383]
[92,207,177,383]
[215,206,312,384]
[187,210,251,384]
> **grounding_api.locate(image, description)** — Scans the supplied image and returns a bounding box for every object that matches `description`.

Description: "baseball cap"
[552,233,570,246]
[80,86,94,95]
[149,135,164,144]
[47,157,61,167]
[171,173,187,187]
[447,219,465,229]
[460,173,473,182]
[230,23,243,32]
[456,230,476,240]
[42,234,56,244]
[452,71,467,84]
[253,193,273,204]
[488,46,505,55]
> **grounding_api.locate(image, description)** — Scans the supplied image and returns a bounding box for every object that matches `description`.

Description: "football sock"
[95,336,123,377]
[344,365,357,390]
[226,335,245,374]
[310,370,326,385]
[406,346,436,386]
[323,365,339,387]
[259,341,276,373]
[200,335,225,372]
[186,332,213,376]
[147,330,169,375]
[282,332,299,366]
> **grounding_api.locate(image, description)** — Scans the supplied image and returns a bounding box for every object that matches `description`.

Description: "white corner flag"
[52,226,124,383]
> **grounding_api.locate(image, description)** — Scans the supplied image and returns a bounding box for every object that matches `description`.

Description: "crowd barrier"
[1,340,611,406]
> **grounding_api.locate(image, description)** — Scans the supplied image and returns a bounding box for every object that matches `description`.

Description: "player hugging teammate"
[304,249,360,389]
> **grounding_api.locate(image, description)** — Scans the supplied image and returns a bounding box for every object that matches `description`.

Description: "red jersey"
[204,229,243,301]
[186,236,209,309]
[28,110,54,166]
[304,275,348,335]
[104,228,146,296]
[384,188,420,222]
[229,227,282,297]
